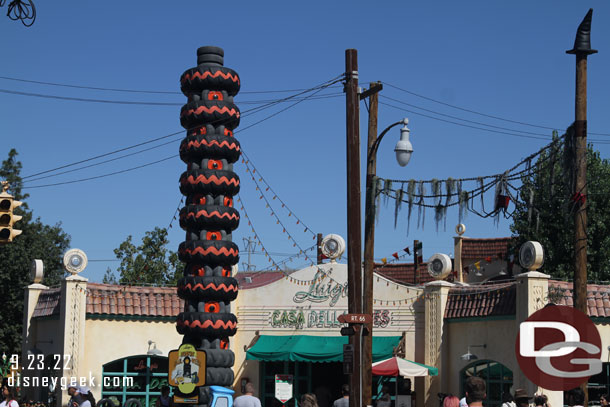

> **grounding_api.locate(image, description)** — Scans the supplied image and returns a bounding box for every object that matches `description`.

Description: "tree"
[510,133,610,282]
[103,227,182,285]
[0,149,71,355]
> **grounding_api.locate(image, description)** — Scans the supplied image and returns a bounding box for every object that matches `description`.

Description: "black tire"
[176,312,237,337]
[124,400,141,407]
[179,205,240,232]
[196,386,211,404]
[179,169,240,196]
[201,337,230,350]
[206,367,234,386]
[183,264,234,278]
[198,54,224,65]
[181,66,240,96]
[204,349,235,368]
[179,134,241,164]
[181,336,229,350]
[197,46,224,57]
[97,399,114,407]
[180,100,240,130]
[178,276,238,301]
[178,240,239,265]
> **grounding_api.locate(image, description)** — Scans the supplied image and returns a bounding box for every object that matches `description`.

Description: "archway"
[460,360,513,407]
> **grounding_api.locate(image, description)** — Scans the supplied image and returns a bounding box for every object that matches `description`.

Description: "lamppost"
[345,52,413,407]
[362,116,413,404]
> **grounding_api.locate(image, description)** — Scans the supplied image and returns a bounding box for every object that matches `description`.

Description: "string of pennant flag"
[378,245,411,265]
[462,252,514,276]
[236,194,323,285]
[241,150,317,239]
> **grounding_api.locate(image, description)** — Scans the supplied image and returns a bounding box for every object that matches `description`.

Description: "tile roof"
[85,283,183,317]
[461,237,513,260]
[548,280,610,318]
[235,271,285,289]
[375,262,439,285]
[444,282,516,319]
[32,287,62,318]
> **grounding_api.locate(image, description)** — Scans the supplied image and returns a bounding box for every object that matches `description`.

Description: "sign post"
[275,374,294,406]
[338,314,372,324]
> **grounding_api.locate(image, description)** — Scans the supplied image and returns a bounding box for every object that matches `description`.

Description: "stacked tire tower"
[176,46,241,404]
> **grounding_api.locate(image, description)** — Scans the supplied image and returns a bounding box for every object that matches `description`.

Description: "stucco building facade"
[19,237,610,407]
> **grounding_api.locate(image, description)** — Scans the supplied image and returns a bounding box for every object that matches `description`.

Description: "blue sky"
[2,1,610,283]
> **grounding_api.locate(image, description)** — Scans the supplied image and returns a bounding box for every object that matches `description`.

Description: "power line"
[379,95,555,138]
[22,138,180,184]
[20,75,344,181]
[0,87,342,106]
[22,155,177,189]
[21,130,183,179]
[0,75,344,95]
[379,100,552,141]
[382,81,610,137]
[0,88,183,106]
[21,75,345,189]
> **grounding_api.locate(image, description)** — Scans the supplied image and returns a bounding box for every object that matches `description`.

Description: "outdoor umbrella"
[372,356,438,377]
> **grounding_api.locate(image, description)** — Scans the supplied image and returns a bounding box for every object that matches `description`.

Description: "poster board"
[274,374,294,404]
[168,344,206,397]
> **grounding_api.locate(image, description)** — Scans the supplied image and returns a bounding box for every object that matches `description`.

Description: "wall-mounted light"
[461,344,486,361]
[147,340,163,356]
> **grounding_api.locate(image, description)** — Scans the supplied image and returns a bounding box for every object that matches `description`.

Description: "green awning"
[246,335,402,363]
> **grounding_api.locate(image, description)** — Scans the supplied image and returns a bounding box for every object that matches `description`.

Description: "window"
[460,360,513,407]
[216,396,229,407]
[102,355,169,407]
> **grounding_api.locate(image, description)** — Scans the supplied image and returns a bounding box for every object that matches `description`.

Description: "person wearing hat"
[513,389,532,407]
[67,386,96,407]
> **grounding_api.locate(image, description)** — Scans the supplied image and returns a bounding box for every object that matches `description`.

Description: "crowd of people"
[1,378,609,407]
[438,376,610,407]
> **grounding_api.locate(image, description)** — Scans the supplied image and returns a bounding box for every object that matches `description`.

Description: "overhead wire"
[380,95,556,138]
[21,75,345,188]
[0,75,344,95]
[22,155,176,189]
[0,87,342,106]
[381,81,610,137]
[379,100,553,141]
[20,75,344,182]
[22,138,180,183]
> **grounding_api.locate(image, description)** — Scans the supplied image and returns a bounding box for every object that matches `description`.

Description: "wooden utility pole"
[363,81,382,407]
[345,48,363,407]
[317,233,324,264]
[566,8,596,406]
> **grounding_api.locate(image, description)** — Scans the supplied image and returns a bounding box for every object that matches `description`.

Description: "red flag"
[392,252,399,259]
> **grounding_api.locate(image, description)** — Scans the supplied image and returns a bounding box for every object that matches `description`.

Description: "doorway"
[259,362,346,407]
